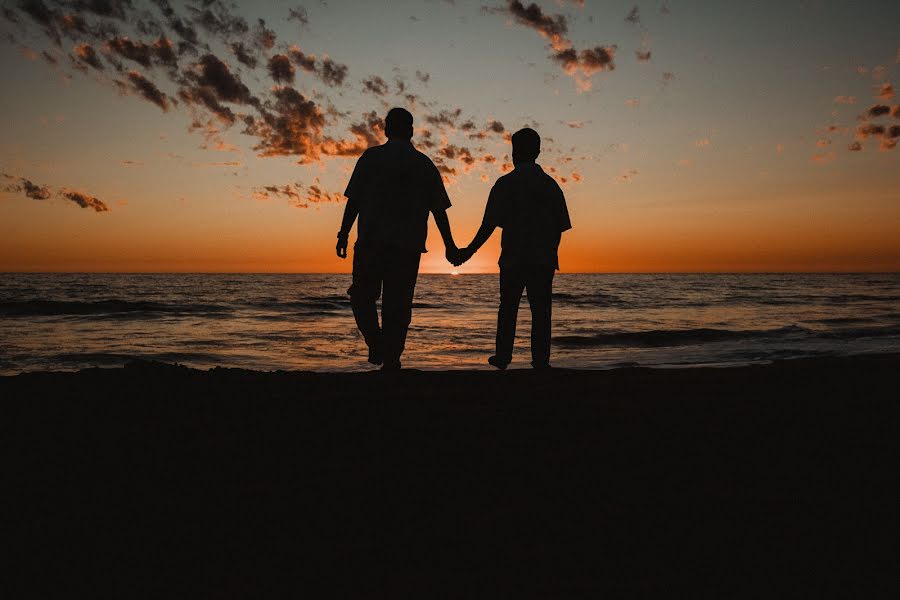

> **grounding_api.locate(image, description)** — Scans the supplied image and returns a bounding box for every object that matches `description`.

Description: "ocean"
[1,273,899,374]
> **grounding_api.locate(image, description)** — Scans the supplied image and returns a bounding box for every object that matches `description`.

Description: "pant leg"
[347,243,383,352]
[380,248,421,366]
[525,265,555,367]
[495,266,527,364]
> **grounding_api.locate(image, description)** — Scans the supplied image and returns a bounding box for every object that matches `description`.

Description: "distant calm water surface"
[1,273,899,374]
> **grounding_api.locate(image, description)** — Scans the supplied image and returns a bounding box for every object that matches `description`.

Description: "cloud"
[229,42,257,68]
[880,126,898,151]
[268,54,295,83]
[285,47,348,86]
[189,2,249,38]
[810,152,835,164]
[253,19,276,51]
[564,120,584,128]
[624,6,640,26]
[319,58,348,86]
[415,70,430,84]
[695,138,711,147]
[848,141,863,152]
[362,75,389,96]
[615,169,638,183]
[624,98,640,108]
[495,1,616,87]
[253,179,342,208]
[551,45,616,77]
[833,95,856,104]
[126,71,171,111]
[857,123,885,139]
[72,43,103,70]
[288,46,317,72]
[250,86,327,162]
[876,82,894,101]
[505,0,569,50]
[17,0,62,45]
[1,174,52,199]
[179,53,260,123]
[426,108,462,128]
[60,188,110,211]
[287,6,309,26]
[106,36,177,70]
[188,54,257,105]
[439,144,476,170]
[868,104,891,118]
[635,50,651,62]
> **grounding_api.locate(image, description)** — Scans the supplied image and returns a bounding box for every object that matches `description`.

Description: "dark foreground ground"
[3,355,900,597]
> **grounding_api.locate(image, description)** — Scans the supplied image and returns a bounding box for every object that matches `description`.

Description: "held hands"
[447,245,475,267]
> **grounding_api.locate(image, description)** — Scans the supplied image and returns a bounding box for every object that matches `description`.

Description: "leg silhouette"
[495,266,527,366]
[526,266,555,368]
[380,247,421,369]
[348,245,383,365]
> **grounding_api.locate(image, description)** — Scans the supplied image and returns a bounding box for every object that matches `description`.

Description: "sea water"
[1,273,899,374]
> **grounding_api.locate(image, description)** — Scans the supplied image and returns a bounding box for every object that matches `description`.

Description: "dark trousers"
[496,263,555,367]
[348,243,421,366]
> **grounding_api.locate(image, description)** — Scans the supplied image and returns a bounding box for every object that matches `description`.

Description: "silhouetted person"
[453,128,571,369]
[337,107,458,370]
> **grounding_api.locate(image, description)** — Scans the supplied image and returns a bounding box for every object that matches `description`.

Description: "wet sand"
[4,355,899,596]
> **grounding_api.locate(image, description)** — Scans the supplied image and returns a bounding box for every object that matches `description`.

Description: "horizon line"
[2,271,899,276]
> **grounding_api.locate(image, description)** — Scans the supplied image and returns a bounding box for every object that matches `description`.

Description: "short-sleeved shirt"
[343,139,451,253]
[484,162,572,269]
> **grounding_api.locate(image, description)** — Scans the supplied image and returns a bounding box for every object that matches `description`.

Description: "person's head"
[511,127,541,164]
[384,107,414,140]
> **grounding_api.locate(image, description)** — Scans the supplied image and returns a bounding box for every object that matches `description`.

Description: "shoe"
[531,362,552,370]
[381,360,401,371]
[488,356,509,370]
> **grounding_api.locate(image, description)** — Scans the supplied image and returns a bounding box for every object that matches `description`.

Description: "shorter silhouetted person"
[453,128,571,369]
[337,107,458,369]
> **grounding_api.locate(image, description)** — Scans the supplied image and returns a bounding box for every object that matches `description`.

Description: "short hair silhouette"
[511,127,541,162]
[385,107,414,140]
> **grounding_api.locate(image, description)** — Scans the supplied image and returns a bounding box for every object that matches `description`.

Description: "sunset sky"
[1,0,898,273]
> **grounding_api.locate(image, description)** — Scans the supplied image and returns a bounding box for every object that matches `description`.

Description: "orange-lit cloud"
[493,1,617,88]
[60,188,110,212]
[875,82,894,101]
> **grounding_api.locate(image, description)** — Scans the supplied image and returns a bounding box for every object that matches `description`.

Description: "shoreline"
[5,353,899,594]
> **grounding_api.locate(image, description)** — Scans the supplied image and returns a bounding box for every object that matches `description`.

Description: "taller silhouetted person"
[453,128,572,369]
[337,107,458,370]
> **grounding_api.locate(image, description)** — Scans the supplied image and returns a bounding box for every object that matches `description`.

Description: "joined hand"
[449,246,474,267]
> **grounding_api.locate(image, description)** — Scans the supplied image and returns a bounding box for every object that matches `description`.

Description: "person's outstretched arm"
[455,182,502,265]
[432,208,458,263]
[336,196,359,258]
[464,218,497,258]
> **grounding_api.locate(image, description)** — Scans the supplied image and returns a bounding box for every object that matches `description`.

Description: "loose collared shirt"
[484,162,572,269]
[344,139,451,253]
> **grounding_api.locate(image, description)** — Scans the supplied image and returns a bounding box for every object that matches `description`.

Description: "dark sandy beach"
[4,355,899,596]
